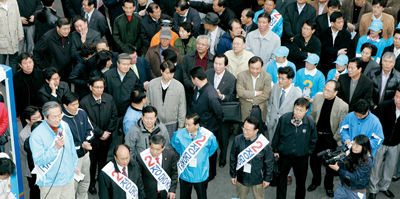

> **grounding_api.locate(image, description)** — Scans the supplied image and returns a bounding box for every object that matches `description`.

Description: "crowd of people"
[1,0,400,198]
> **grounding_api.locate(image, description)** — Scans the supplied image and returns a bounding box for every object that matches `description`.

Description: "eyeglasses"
[294,108,306,113]
[92,86,104,89]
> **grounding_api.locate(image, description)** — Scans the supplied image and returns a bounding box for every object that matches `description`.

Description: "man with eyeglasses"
[80,76,118,195]
[307,80,348,197]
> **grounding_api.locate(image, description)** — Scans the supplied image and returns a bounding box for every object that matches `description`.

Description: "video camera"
[317,145,351,165]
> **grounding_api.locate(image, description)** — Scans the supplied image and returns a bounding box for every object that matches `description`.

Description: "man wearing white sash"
[138,135,178,199]
[98,144,145,199]
[253,0,283,37]
[29,101,80,199]
[171,113,218,199]
[230,116,274,199]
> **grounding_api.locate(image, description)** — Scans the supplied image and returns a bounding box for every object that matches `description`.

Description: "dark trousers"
[310,134,338,190]
[216,122,230,163]
[208,129,219,180]
[27,175,40,199]
[179,179,208,199]
[277,155,309,199]
[89,141,110,188]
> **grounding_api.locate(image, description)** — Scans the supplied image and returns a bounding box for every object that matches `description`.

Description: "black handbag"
[0,130,9,145]
[269,156,280,187]
[221,101,241,123]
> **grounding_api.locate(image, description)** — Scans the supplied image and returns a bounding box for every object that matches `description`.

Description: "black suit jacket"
[182,50,215,91]
[382,44,400,71]
[320,27,352,75]
[315,13,348,38]
[135,57,153,87]
[137,149,178,199]
[70,28,102,59]
[37,81,70,107]
[140,13,168,49]
[98,159,146,199]
[206,69,237,102]
[189,1,236,31]
[283,2,316,42]
[81,8,108,37]
[337,74,373,111]
[242,23,258,35]
[173,7,202,37]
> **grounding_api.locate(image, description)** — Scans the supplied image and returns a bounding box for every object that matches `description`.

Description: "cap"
[160,28,172,39]
[396,22,400,29]
[201,12,220,25]
[272,46,289,57]
[333,54,349,66]
[304,53,320,65]
[368,20,383,32]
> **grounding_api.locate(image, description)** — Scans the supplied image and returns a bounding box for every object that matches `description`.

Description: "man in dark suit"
[34,0,59,43]
[319,11,351,76]
[98,144,146,199]
[382,29,400,71]
[102,0,124,29]
[81,0,108,37]
[66,0,82,18]
[80,76,118,195]
[337,58,373,111]
[189,0,236,31]
[173,0,201,37]
[206,54,236,168]
[122,44,153,89]
[71,15,101,59]
[315,0,341,38]
[140,3,167,49]
[137,135,178,199]
[241,8,258,35]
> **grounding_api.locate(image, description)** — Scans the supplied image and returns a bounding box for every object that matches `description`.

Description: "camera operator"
[329,135,373,199]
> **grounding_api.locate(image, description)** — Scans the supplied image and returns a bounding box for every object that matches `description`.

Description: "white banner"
[102,161,139,199]
[140,148,171,192]
[236,134,269,170]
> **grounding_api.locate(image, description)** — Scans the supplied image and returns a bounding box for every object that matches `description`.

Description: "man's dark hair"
[278,66,295,79]
[56,18,70,28]
[42,0,55,7]
[244,116,260,130]
[44,67,58,81]
[121,44,137,55]
[95,50,113,71]
[294,97,311,110]
[349,57,362,69]
[130,86,147,103]
[361,43,378,57]
[89,76,105,86]
[31,121,42,131]
[396,85,400,92]
[113,144,131,157]
[159,15,174,27]
[123,0,135,6]
[87,0,96,6]
[372,0,387,7]
[179,21,194,35]
[160,60,177,72]
[150,134,166,148]
[217,0,228,7]
[73,15,87,25]
[175,0,189,10]
[81,42,97,58]
[248,56,263,67]
[190,66,207,80]
[147,3,160,13]
[327,0,340,8]
[162,49,178,63]
[326,80,340,91]
[23,106,40,122]
[330,11,343,23]
[243,8,254,19]
[142,105,158,117]
[186,112,201,125]
[215,54,228,66]
[228,18,241,31]
[258,12,271,23]
[96,39,109,47]
[18,52,34,64]
[395,28,400,35]
[304,20,317,30]
[234,35,246,43]
[62,91,79,105]
[0,157,15,176]
[353,99,369,115]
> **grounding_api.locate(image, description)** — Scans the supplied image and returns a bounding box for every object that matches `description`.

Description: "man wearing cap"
[150,16,180,48]
[307,80,348,197]
[383,29,400,71]
[266,46,297,85]
[113,0,142,52]
[203,12,226,55]
[359,0,394,41]
[327,54,349,81]
[295,53,326,114]
[145,28,183,78]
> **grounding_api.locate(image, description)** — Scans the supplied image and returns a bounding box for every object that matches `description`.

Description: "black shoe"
[326,189,334,197]
[219,160,226,168]
[88,187,97,195]
[369,193,377,199]
[307,184,319,192]
[380,190,395,198]
[392,176,400,182]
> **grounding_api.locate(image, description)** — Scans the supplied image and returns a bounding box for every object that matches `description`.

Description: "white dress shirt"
[208,28,218,55]
[251,74,260,96]
[297,3,306,15]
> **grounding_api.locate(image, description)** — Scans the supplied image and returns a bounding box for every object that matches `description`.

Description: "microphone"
[57,128,63,137]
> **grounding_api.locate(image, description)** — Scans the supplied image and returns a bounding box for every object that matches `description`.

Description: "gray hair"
[196,35,211,46]
[382,52,396,63]
[42,101,61,118]
[117,53,132,63]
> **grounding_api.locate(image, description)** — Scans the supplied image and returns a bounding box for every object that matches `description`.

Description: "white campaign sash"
[236,134,269,170]
[31,127,65,184]
[177,127,212,177]
[102,161,139,199]
[269,10,282,30]
[139,148,171,192]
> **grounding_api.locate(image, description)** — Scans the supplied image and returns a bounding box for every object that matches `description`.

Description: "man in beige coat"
[307,80,348,197]
[359,0,395,40]
[225,35,255,78]
[237,56,272,123]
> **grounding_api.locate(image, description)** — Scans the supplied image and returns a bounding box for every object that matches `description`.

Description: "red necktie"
[122,167,127,177]
[156,157,160,165]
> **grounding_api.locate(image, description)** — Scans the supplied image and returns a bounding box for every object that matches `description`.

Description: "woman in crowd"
[356,20,387,64]
[174,22,197,57]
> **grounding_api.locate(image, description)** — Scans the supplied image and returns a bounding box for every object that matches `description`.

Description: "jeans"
[19,25,35,54]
